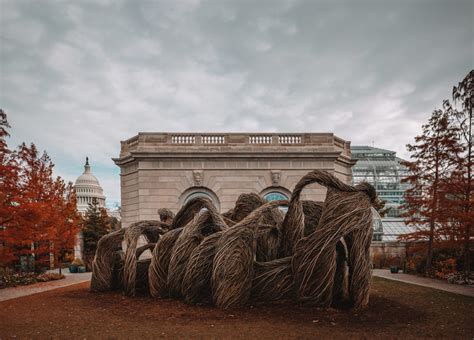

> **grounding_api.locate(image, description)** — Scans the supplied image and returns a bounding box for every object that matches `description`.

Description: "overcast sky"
[1,0,473,206]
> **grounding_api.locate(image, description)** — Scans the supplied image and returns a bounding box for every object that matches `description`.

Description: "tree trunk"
[464,206,471,283]
[426,220,435,275]
[426,140,440,276]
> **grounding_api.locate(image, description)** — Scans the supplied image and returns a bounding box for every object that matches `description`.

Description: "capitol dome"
[75,157,106,213]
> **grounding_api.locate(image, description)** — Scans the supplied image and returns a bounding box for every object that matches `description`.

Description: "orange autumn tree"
[13,143,59,269]
[48,181,81,274]
[401,109,463,275]
[0,110,20,265]
[0,110,81,271]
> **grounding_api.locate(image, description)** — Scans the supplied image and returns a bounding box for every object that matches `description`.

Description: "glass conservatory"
[351,146,412,241]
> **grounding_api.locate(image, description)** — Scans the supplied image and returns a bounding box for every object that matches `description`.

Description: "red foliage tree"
[49,182,81,274]
[401,109,463,275]
[0,110,20,265]
[0,110,81,271]
[443,69,474,282]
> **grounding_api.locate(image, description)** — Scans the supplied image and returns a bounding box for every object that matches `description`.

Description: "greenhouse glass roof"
[351,146,414,241]
[382,219,416,241]
[351,145,409,220]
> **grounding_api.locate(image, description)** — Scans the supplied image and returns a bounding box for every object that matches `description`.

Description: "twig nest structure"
[90,228,125,292]
[168,205,227,298]
[122,220,168,296]
[148,228,183,298]
[182,231,224,304]
[212,226,256,308]
[252,257,294,301]
[91,170,376,310]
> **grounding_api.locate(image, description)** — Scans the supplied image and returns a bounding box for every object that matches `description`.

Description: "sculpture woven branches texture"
[90,170,375,310]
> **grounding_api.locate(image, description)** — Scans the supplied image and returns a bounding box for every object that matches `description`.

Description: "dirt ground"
[0,277,473,339]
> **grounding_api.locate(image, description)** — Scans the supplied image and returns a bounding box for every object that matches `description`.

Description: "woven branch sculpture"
[91,170,376,310]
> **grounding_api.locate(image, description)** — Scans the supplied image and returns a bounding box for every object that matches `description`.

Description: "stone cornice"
[113,132,355,167]
[113,150,353,165]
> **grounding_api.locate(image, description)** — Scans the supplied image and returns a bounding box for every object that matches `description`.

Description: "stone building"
[75,157,106,214]
[73,157,106,259]
[113,133,355,228]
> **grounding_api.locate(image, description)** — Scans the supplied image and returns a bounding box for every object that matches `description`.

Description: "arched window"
[261,188,290,214]
[179,187,220,211]
[263,191,289,201]
[184,191,214,205]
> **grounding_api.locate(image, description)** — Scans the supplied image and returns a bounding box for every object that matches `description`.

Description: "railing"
[249,135,272,144]
[202,135,225,144]
[171,135,195,144]
[123,133,350,151]
[278,135,302,144]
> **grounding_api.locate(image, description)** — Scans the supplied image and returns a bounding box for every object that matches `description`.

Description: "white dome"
[74,157,106,213]
[75,172,101,186]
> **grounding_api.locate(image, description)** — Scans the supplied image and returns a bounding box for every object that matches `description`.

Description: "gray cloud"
[1,0,473,205]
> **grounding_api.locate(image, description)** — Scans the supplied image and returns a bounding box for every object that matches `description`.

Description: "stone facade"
[113,133,355,228]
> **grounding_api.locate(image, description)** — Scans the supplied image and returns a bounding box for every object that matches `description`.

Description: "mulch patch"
[0,277,472,338]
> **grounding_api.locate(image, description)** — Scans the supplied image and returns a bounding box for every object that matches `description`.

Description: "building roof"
[113,132,355,167]
[351,145,408,173]
[75,157,102,188]
[382,219,416,241]
[351,145,396,156]
[74,157,106,207]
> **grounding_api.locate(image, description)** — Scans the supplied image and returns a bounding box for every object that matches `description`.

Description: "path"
[0,271,91,302]
[373,269,474,297]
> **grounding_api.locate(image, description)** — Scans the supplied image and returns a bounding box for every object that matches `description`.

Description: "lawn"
[0,277,472,338]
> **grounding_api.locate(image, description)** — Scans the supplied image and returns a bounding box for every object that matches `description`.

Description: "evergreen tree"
[82,198,111,268]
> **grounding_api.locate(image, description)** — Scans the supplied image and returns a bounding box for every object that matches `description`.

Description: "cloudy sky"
[1,0,472,207]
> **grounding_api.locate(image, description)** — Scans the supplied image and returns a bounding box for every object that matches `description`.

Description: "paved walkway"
[0,270,91,302]
[373,269,474,297]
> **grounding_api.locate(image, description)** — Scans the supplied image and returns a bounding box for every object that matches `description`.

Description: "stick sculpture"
[91,170,376,310]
